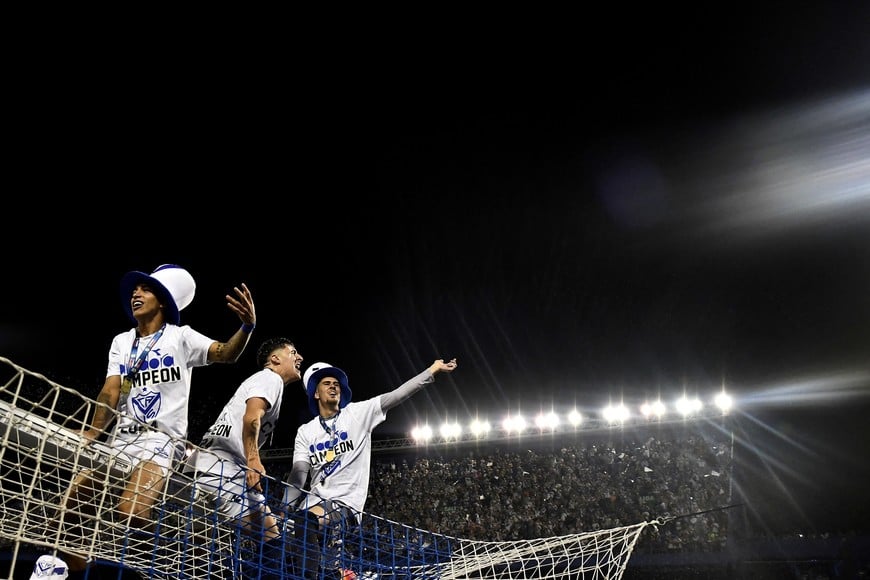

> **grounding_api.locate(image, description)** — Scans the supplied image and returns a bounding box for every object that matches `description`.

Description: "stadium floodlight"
[713,392,733,414]
[468,418,491,438]
[640,400,667,419]
[439,421,462,440]
[411,424,434,443]
[404,389,738,438]
[535,411,560,431]
[602,404,630,424]
[675,395,703,417]
[502,415,527,434]
[567,409,583,427]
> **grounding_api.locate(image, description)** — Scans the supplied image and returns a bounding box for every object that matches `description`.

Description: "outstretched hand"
[430,358,458,375]
[226,282,256,325]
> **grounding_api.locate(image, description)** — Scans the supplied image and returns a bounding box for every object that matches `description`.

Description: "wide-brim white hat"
[120,264,196,325]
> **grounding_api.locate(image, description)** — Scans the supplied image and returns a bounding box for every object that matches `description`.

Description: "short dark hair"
[256,337,295,368]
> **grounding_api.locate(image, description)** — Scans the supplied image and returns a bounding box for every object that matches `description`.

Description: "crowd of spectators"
[359,424,733,553]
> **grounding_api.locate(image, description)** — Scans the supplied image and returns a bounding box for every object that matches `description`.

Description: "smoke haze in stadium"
[3,6,870,536]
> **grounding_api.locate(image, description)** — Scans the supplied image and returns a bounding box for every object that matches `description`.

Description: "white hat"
[30,554,69,579]
[120,264,196,325]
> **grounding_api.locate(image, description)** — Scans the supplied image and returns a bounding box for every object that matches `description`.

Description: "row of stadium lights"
[410,392,734,442]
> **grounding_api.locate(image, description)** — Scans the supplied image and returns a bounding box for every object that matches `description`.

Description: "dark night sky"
[3,5,870,534]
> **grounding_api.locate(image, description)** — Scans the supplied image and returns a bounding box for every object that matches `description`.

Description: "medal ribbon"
[124,324,166,389]
[319,412,341,463]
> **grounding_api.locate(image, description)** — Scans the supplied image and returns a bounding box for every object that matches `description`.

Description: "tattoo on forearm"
[93,407,110,428]
[245,419,260,460]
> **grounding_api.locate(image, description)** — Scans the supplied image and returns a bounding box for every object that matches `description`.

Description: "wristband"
[241,323,256,334]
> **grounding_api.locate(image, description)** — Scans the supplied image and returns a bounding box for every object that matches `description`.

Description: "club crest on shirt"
[35,561,56,575]
[131,388,161,422]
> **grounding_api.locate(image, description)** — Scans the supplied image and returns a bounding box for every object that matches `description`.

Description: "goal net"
[0,356,653,579]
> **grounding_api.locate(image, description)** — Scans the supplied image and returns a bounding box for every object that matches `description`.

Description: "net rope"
[0,356,653,579]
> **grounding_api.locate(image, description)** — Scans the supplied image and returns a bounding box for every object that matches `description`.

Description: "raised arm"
[208,282,257,363]
[380,358,458,413]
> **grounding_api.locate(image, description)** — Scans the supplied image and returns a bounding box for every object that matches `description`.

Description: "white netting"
[0,356,653,579]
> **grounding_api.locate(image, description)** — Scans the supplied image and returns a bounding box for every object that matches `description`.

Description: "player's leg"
[293,504,328,580]
[322,502,359,580]
[239,484,286,578]
[61,469,100,573]
[115,458,165,528]
[114,431,178,528]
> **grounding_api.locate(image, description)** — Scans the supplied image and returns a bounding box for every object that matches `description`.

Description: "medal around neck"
[120,375,134,394]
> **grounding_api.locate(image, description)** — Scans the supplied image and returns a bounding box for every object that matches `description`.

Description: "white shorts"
[194,467,269,521]
[110,430,183,477]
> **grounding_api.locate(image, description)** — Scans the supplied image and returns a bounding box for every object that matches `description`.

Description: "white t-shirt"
[192,368,285,472]
[107,324,214,441]
[292,396,386,513]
